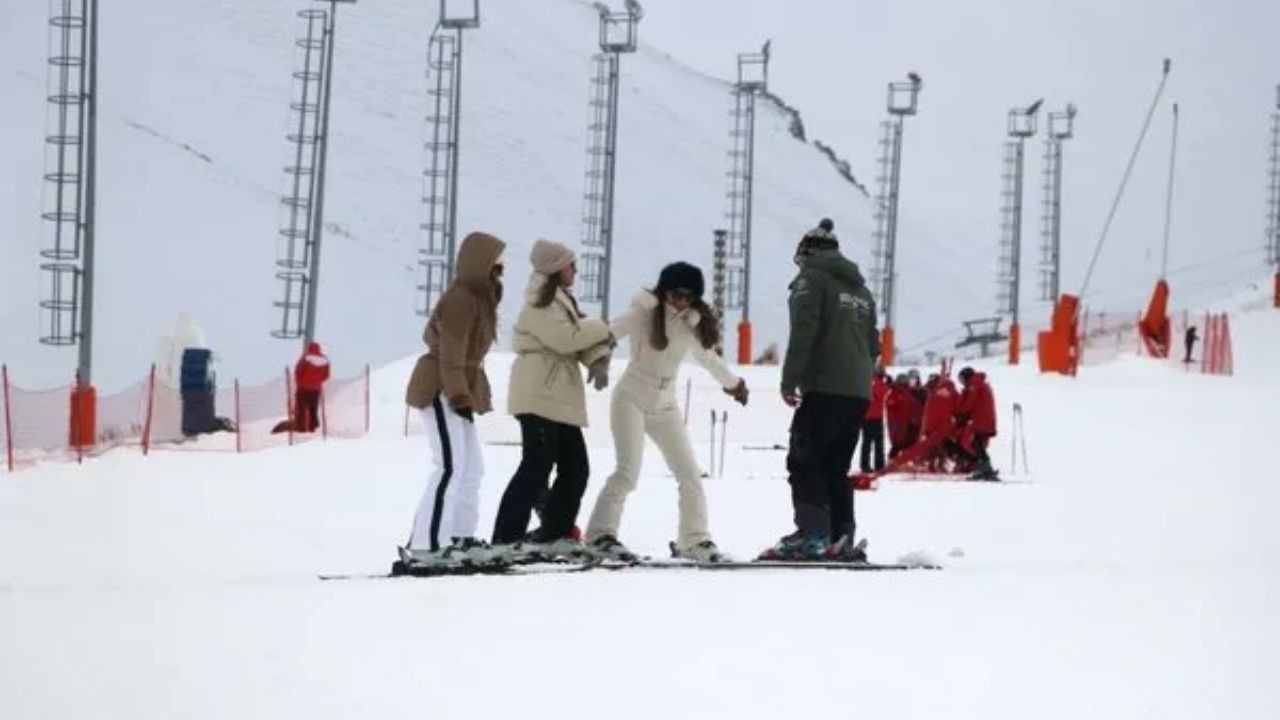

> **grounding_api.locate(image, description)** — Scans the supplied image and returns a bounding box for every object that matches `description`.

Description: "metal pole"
[1079,59,1171,298]
[77,0,99,384]
[741,88,756,322]
[303,1,339,346]
[445,29,464,283]
[1049,138,1064,299]
[600,53,621,322]
[1161,103,1179,279]
[884,115,905,329]
[1011,138,1025,327]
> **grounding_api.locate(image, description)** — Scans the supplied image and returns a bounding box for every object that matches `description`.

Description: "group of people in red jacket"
[858,365,998,481]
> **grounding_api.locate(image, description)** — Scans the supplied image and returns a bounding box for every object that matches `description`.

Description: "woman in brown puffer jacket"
[402,231,505,567]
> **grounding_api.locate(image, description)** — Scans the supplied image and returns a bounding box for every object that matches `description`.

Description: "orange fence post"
[1274,272,1280,309]
[879,326,895,368]
[69,377,97,457]
[284,367,295,447]
[2,365,13,472]
[142,364,157,456]
[1007,323,1021,365]
[736,321,753,365]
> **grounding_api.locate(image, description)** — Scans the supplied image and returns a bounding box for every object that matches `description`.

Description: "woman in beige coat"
[585,262,748,563]
[492,239,613,556]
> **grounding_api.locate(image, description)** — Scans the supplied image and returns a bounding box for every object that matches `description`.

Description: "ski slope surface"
[1,297,1277,719]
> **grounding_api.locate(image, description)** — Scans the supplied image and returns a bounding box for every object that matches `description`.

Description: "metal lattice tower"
[868,75,922,334]
[997,100,1041,326]
[580,1,642,322]
[273,0,355,344]
[39,0,99,384]
[1038,104,1076,301]
[1268,86,1280,269]
[711,229,728,356]
[724,42,770,322]
[419,0,480,316]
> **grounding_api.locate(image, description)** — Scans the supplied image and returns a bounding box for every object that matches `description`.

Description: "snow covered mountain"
[0,0,872,390]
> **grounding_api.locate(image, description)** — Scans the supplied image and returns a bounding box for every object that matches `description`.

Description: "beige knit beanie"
[529,238,576,276]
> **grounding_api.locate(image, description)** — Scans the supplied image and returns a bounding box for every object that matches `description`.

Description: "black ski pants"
[786,393,869,543]
[296,389,321,433]
[859,418,885,473]
[492,414,589,544]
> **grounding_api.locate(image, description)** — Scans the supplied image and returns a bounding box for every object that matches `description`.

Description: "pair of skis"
[319,543,939,581]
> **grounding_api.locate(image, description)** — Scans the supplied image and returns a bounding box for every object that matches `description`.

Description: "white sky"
[635,0,1279,348]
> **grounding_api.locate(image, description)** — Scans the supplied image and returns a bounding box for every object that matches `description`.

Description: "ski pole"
[718,411,729,479]
[1018,404,1031,475]
[709,410,717,477]
[683,378,692,425]
[1011,403,1019,472]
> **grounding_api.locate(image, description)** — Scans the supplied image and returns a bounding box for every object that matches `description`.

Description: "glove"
[449,394,474,423]
[780,388,800,408]
[723,378,749,406]
[587,358,610,391]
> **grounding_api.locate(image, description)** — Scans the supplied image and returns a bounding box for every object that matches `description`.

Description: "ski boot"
[670,539,731,564]
[586,534,640,563]
[824,535,869,563]
[512,528,588,563]
[757,532,828,561]
[968,466,1000,482]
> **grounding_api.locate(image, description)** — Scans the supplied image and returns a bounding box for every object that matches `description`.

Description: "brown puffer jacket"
[405,232,506,413]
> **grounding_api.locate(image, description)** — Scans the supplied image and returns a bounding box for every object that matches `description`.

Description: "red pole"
[2,365,13,473]
[364,364,371,435]
[73,375,83,465]
[285,367,294,447]
[142,364,156,456]
[234,379,242,454]
[320,386,328,440]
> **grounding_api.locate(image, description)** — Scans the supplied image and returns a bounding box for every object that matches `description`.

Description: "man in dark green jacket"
[762,218,879,561]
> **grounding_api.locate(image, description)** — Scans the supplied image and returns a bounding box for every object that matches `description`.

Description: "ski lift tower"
[1268,84,1280,308]
[869,73,922,368]
[39,0,100,446]
[724,41,770,364]
[997,99,1042,365]
[272,0,356,344]
[1039,104,1077,302]
[579,0,643,322]
[418,0,481,315]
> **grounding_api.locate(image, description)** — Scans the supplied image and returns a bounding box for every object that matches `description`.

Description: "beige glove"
[723,378,749,406]
[587,358,610,391]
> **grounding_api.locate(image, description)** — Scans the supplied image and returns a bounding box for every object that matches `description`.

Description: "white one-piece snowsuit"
[585,291,742,549]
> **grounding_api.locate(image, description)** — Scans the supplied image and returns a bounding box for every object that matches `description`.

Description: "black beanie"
[656,262,705,299]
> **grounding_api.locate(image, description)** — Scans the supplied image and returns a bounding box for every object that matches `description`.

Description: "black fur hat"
[656,262,705,299]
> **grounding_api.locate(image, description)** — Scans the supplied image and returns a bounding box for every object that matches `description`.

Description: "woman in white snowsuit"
[585,262,749,562]
[492,240,613,555]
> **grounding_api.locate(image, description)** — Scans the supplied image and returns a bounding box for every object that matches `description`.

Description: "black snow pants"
[492,414,589,544]
[296,389,321,433]
[786,393,869,543]
[858,419,885,473]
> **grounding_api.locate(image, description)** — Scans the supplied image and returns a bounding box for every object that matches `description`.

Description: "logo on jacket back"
[838,292,873,319]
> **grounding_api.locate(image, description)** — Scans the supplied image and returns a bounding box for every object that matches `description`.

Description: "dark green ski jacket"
[781,248,880,400]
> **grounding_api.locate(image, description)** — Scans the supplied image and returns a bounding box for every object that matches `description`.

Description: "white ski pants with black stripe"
[409,398,484,551]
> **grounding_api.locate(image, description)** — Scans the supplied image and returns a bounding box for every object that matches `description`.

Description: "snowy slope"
[0,0,870,391]
[2,292,1278,718]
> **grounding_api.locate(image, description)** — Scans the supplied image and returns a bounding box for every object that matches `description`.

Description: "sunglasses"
[668,289,695,302]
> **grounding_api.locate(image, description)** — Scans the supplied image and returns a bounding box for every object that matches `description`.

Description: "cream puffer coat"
[507,272,613,427]
[611,291,741,412]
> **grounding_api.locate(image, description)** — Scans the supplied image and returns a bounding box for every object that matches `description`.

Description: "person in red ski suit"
[921,374,959,471]
[858,371,889,472]
[885,374,922,459]
[954,367,997,480]
[294,342,331,433]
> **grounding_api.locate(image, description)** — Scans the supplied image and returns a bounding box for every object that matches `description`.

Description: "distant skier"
[293,341,330,433]
[1183,325,1198,364]
[491,239,613,558]
[954,366,998,481]
[858,369,888,473]
[762,218,878,561]
[886,373,922,459]
[402,232,507,567]
[921,373,959,472]
[584,262,748,564]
